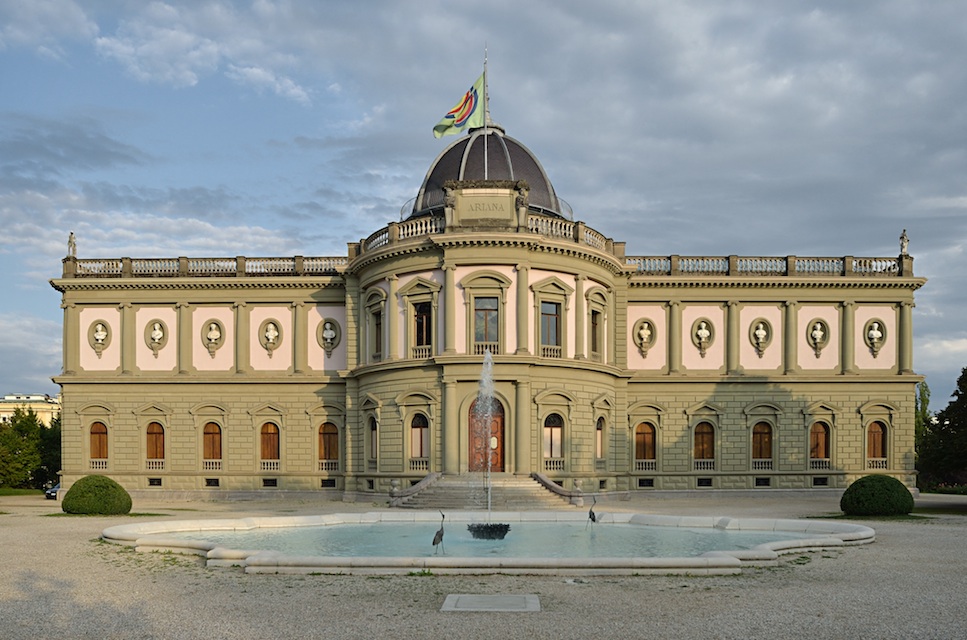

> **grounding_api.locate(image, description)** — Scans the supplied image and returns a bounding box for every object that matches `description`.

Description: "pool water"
[166,521,811,558]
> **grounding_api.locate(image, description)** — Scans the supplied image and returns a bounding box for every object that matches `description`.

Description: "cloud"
[0,312,61,394]
[0,0,97,59]
[225,64,310,104]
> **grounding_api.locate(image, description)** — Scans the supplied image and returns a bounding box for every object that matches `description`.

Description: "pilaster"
[841,301,856,374]
[515,378,532,474]
[668,301,682,374]
[516,263,530,354]
[784,301,799,374]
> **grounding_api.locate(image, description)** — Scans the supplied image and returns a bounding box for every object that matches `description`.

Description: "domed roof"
[411,126,566,218]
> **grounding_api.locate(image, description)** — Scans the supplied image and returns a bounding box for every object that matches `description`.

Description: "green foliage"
[915,381,931,445]
[36,414,62,489]
[0,408,42,488]
[61,475,132,515]
[919,367,967,487]
[840,474,914,516]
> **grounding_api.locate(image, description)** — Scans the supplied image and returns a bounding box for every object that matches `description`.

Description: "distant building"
[50,126,924,498]
[0,393,61,427]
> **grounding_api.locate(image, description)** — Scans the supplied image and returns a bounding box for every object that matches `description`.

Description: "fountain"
[467,350,511,540]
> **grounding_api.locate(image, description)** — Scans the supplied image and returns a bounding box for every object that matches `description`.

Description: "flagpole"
[483,47,488,180]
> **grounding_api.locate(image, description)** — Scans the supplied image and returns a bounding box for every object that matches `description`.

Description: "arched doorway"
[469,397,504,472]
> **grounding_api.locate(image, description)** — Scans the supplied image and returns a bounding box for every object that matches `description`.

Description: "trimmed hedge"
[61,475,132,515]
[840,474,914,516]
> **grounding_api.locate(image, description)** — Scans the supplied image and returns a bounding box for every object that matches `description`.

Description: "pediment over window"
[399,276,442,296]
[531,276,574,297]
[459,269,512,290]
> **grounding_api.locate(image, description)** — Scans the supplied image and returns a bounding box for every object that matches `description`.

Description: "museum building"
[51,125,925,499]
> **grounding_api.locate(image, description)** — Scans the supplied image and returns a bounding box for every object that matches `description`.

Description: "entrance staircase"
[395,473,571,510]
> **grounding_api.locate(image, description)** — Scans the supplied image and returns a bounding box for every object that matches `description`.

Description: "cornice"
[627,277,926,291]
[50,277,345,292]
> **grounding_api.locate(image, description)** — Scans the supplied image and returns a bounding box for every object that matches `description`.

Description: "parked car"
[44,483,60,500]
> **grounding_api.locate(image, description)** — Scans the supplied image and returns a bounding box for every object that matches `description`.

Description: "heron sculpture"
[586,495,597,529]
[432,511,446,554]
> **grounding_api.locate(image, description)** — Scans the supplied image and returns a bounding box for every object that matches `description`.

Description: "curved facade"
[51,131,925,498]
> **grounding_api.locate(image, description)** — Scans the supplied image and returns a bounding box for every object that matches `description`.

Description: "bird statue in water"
[586,495,597,530]
[432,511,446,554]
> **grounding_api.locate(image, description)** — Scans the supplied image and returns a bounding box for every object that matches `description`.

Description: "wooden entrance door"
[469,398,504,472]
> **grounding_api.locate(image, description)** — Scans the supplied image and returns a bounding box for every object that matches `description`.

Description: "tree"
[36,413,61,488]
[0,407,42,488]
[919,368,967,487]
[915,380,931,446]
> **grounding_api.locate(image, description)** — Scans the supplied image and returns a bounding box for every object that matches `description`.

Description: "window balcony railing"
[541,345,563,358]
[90,459,108,470]
[411,346,432,359]
[810,458,831,470]
[694,459,715,471]
[635,459,657,472]
[752,459,773,471]
[260,459,280,472]
[409,458,429,472]
[474,342,499,356]
[145,459,165,471]
[318,460,339,472]
[544,457,565,472]
[867,458,888,470]
[203,459,222,471]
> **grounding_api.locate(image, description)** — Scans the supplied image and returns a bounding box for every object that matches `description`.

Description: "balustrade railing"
[544,458,565,472]
[627,254,905,277]
[411,346,433,359]
[318,460,339,472]
[867,458,888,470]
[90,458,108,470]
[474,342,500,356]
[260,460,280,472]
[809,458,831,470]
[694,459,715,471]
[203,459,222,471]
[635,459,657,472]
[145,459,165,471]
[541,345,563,358]
[409,458,429,472]
[752,459,773,471]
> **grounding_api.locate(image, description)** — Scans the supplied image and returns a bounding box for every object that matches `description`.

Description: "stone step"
[396,475,570,510]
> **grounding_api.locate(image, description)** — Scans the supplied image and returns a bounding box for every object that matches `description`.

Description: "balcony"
[411,346,432,359]
[145,459,165,471]
[867,458,888,470]
[474,342,499,356]
[810,458,831,470]
[541,345,563,358]
[89,459,108,470]
[203,459,222,471]
[409,458,429,472]
[260,460,280,472]
[694,459,715,472]
[544,458,565,472]
[635,459,657,472]
[318,460,339,472]
[752,459,773,471]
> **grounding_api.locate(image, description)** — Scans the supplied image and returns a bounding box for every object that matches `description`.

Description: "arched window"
[203,422,222,461]
[146,422,165,460]
[694,422,714,460]
[868,421,886,460]
[368,417,378,461]
[595,417,605,459]
[410,414,429,459]
[260,422,280,461]
[635,423,656,461]
[810,422,829,461]
[319,423,338,461]
[752,422,772,460]
[90,422,108,460]
[543,413,564,459]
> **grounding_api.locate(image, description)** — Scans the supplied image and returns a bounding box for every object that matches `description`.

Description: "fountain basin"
[101,511,874,576]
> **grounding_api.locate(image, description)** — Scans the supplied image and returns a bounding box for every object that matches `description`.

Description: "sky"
[1,0,965,413]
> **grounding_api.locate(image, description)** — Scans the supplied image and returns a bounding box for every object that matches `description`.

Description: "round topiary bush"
[61,475,132,515]
[840,474,914,516]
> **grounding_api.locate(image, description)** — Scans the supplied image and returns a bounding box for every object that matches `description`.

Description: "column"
[292,301,307,374]
[515,379,531,474]
[726,300,740,374]
[516,264,530,354]
[443,379,459,473]
[234,302,249,374]
[120,302,136,375]
[668,301,682,374]
[841,301,855,375]
[575,275,586,359]
[176,302,192,374]
[345,276,359,369]
[783,301,799,375]
[899,301,914,374]
[387,275,398,361]
[443,265,456,354]
[62,303,78,375]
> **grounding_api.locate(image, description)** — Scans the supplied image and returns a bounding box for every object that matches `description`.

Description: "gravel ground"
[2,491,965,640]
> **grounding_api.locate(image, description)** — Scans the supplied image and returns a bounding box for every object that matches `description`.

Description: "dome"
[411,126,566,218]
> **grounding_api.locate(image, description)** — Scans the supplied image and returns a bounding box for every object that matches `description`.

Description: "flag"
[433,73,485,138]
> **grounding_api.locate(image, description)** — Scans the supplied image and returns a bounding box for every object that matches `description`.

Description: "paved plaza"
[2,490,965,639]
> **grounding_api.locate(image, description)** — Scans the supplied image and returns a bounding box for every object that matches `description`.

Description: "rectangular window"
[590,309,601,357]
[474,296,499,353]
[414,301,432,348]
[373,311,383,361]
[541,302,560,346]
[543,425,562,458]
